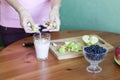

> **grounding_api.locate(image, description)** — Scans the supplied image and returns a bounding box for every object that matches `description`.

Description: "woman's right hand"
[18,10,39,33]
[6,0,40,33]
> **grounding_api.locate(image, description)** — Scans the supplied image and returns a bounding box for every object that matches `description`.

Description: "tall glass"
[33,33,50,60]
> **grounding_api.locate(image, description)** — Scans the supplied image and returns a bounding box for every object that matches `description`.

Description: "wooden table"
[0,30,120,80]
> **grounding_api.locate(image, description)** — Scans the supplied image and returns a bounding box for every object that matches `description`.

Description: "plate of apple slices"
[114,46,120,65]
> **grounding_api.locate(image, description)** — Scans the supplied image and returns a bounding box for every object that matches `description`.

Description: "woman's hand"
[42,7,61,32]
[6,0,39,33]
[49,7,60,31]
[19,10,40,33]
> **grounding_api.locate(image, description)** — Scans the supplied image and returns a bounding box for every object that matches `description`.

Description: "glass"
[33,33,50,60]
[83,46,108,73]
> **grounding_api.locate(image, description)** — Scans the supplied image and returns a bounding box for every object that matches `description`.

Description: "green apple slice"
[58,41,83,54]
[27,22,39,32]
[52,43,57,47]
[45,21,58,29]
[82,35,91,46]
[82,35,99,46]
[59,46,66,54]
[53,23,57,28]
[90,36,99,45]
[32,26,39,31]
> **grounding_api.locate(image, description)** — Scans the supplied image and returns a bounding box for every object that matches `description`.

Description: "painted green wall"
[60,0,120,34]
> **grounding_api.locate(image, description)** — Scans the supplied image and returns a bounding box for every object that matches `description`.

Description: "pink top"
[0,0,51,28]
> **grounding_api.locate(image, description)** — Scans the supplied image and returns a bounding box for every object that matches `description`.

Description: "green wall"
[60,0,120,34]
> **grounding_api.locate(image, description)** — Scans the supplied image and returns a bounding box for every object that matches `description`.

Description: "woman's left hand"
[42,7,60,32]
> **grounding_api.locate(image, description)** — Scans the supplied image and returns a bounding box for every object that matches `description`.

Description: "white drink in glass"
[33,33,50,60]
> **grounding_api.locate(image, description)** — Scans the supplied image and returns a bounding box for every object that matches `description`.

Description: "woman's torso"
[0,0,51,28]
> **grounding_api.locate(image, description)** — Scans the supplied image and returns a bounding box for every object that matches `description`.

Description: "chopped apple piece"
[58,41,83,54]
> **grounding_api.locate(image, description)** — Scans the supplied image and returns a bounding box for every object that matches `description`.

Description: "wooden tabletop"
[0,30,120,80]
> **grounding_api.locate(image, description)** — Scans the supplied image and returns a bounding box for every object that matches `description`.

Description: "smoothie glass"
[33,33,50,60]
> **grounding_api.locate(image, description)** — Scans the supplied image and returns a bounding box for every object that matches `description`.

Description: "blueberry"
[84,45,107,61]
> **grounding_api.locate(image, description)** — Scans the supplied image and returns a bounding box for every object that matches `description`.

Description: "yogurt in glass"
[33,33,50,60]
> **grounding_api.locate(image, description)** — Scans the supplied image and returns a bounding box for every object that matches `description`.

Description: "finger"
[48,26,59,32]
[49,28,59,32]
[27,21,40,32]
[32,24,40,31]
[56,18,61,28]
[49,12,55,24]
[22,19,36,33]
[26,28,39,33]
[42,29,49,32]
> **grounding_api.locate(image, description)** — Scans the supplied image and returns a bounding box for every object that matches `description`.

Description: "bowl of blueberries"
[83,45,108,73]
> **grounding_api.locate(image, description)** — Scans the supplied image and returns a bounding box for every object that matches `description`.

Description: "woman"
[0,0,61,47]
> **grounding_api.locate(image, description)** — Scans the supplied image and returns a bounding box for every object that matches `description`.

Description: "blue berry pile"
[84,45,108,61]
